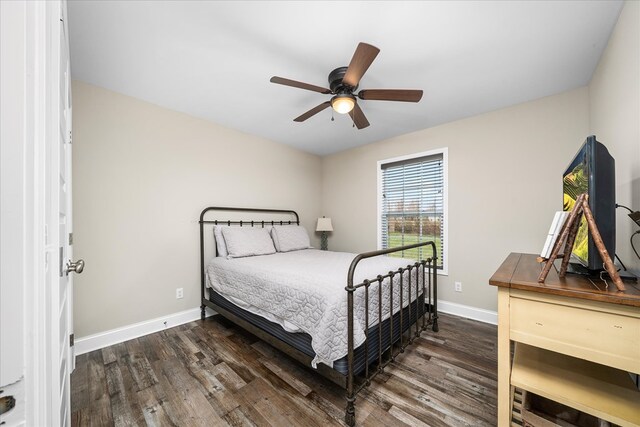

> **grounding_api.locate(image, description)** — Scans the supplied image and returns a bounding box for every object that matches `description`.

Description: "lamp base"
[320,231,328,251]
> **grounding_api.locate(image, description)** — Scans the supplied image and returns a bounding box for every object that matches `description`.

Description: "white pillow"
[271,225,312,252]
[222,227,276,258]
[214,225,273,257]
[213,226,228,257]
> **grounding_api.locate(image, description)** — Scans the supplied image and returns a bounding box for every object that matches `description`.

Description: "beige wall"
[589,0,640,274]
[72,81,322,337]
[322,88,590,312]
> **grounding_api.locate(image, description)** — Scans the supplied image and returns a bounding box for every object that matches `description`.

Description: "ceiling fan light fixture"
[331,94,355,114]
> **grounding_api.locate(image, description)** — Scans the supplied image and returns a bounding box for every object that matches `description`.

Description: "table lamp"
[316,217,333,251]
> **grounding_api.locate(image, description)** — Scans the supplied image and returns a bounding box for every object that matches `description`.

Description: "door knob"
[66,259,84,275]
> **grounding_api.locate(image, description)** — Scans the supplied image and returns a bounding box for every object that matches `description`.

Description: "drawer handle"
[535,322,544,327]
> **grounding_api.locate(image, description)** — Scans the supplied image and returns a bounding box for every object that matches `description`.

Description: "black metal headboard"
[199,206,300,312]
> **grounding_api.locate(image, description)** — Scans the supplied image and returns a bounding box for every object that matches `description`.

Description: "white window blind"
[381,153,444,268]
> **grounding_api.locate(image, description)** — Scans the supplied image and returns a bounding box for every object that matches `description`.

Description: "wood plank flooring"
[71,313,497,426]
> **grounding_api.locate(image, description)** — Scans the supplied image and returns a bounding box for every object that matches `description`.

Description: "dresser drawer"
[510,296,640,373]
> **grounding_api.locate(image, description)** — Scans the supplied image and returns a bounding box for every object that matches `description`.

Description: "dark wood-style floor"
[71,313,497,426]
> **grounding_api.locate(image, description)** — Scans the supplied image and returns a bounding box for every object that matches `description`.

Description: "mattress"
[208,288,427,376]
[206,249,427,368]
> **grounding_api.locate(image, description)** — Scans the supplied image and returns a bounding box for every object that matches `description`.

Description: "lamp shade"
[331,95,355,114]
[316,217,333,232]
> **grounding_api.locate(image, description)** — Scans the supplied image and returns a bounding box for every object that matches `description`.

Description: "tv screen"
[562,136,615,272]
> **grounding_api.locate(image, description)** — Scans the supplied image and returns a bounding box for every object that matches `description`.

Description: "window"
[378,148,447,273]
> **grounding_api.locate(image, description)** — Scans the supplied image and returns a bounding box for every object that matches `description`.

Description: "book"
[540,211,569,259]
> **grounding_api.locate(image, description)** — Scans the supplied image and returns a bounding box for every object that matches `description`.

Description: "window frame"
[376,147,449,276]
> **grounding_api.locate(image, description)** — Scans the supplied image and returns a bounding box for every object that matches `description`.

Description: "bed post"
[200,208,206,320]
[345,255,360,427]
[432,255,439,332]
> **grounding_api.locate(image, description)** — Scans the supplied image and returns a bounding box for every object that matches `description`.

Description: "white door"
[44,1,77,424]
[52,2,77,425]
[0,1,76,425]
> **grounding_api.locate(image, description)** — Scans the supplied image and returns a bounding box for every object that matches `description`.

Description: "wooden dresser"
[489,253,640,427]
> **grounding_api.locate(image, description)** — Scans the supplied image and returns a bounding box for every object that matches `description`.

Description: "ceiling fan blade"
[348,103,370,129]
[293,101,332,122]
[358,89,423,102]
[343,43,380,88]
[270,76,332,94]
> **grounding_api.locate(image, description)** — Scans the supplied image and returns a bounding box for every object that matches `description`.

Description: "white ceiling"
[68,1,623,156]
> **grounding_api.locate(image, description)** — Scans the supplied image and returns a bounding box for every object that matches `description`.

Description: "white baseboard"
[74,306,216,356]
[437,300,497,325]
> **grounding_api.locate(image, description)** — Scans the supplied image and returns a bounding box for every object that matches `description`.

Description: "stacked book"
[540,211,569,259]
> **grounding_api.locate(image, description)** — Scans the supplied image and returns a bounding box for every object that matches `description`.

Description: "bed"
[199,206,439,426]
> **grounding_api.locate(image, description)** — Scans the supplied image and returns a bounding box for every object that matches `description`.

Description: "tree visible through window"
[380,150,446,270]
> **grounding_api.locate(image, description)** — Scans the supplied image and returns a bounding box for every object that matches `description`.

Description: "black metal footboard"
[344,241,438,426]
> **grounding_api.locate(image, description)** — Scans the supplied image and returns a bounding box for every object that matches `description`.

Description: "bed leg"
[432,316,439,332]
[200,304,206,320]
[345,397,356,427]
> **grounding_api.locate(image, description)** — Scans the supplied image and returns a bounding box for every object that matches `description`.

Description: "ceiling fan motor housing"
[329,66,357,94]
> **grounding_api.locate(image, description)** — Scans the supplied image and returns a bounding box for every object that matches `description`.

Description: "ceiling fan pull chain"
[331,111,335,122]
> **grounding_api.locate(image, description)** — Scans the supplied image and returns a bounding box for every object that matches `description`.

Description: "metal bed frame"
[199,206,439,426]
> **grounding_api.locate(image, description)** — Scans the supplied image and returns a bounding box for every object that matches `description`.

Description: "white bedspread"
[206,249,426,368]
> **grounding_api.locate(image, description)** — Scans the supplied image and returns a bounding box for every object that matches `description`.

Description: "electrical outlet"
[455,281,462,292]
[176,288,183,299]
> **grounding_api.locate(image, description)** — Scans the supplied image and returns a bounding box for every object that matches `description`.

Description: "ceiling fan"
[270,42,423,130]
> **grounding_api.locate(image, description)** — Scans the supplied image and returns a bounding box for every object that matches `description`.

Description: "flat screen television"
[562,135,616,273]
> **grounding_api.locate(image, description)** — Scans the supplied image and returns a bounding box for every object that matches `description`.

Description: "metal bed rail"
[344,241,438,426]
